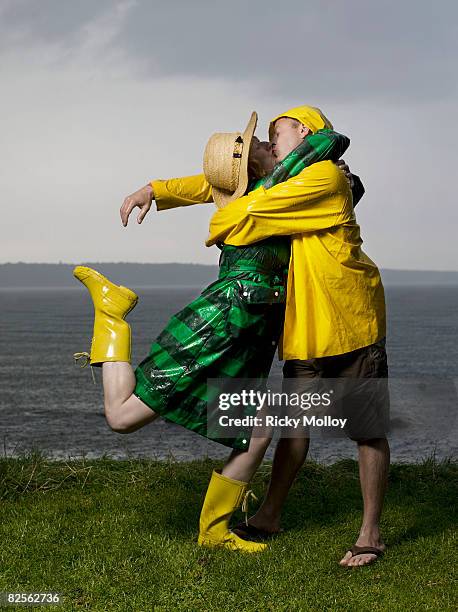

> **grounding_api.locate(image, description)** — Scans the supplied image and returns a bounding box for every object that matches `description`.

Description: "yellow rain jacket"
[151,108,386,360]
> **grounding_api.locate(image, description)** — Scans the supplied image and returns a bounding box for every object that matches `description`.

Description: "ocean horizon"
[0,285,457,464]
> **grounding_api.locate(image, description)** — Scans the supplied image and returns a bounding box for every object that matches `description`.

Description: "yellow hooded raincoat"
[151,106,386,360]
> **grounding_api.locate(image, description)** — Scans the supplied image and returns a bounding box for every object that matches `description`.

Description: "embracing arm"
[206,161,354,247]
[336,160,365,208]
[120,174,213,226]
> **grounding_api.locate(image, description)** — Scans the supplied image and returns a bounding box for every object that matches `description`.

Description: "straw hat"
[203,111,258,208]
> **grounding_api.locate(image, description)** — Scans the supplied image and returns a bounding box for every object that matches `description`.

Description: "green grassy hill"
[1,453,456,611]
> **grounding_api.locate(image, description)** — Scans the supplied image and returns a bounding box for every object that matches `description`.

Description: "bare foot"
[339,540,386,567]
[232,514,283,541]
[245,514,283,534]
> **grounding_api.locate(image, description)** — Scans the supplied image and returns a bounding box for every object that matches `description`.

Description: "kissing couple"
[74,105,389,567]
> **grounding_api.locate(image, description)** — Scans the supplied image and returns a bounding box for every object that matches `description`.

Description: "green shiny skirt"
[134,238,290,450]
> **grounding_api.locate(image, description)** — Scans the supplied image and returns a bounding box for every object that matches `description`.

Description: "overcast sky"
[1,0,457,269]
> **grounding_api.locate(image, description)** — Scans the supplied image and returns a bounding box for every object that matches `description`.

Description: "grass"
[0,452,457,611]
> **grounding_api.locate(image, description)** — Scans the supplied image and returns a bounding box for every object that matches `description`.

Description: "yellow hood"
[269,105,333,139]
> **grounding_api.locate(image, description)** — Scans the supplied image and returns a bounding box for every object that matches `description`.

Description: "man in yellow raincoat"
[121,106,389,567]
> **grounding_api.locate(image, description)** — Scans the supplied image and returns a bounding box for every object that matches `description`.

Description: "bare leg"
[72,267,158,433]
[102,362,158,433]
[222,435,273,483]
[340,437,390,567]
[246,437,310,532]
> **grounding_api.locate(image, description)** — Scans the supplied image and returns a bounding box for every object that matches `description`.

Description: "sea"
[0,286,457,464]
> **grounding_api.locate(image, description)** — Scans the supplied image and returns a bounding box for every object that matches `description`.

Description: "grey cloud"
[2,0,457,102]
[1,1,458,269]
[1,0,113,43]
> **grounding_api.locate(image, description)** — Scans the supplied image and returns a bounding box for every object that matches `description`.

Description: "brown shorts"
[282,339,390,440]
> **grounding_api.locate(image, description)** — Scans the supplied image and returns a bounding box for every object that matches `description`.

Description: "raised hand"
[120,184,154,227]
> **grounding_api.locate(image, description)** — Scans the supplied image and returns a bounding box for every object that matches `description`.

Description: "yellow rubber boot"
[73,266,138,367]
[198,470,267,553]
